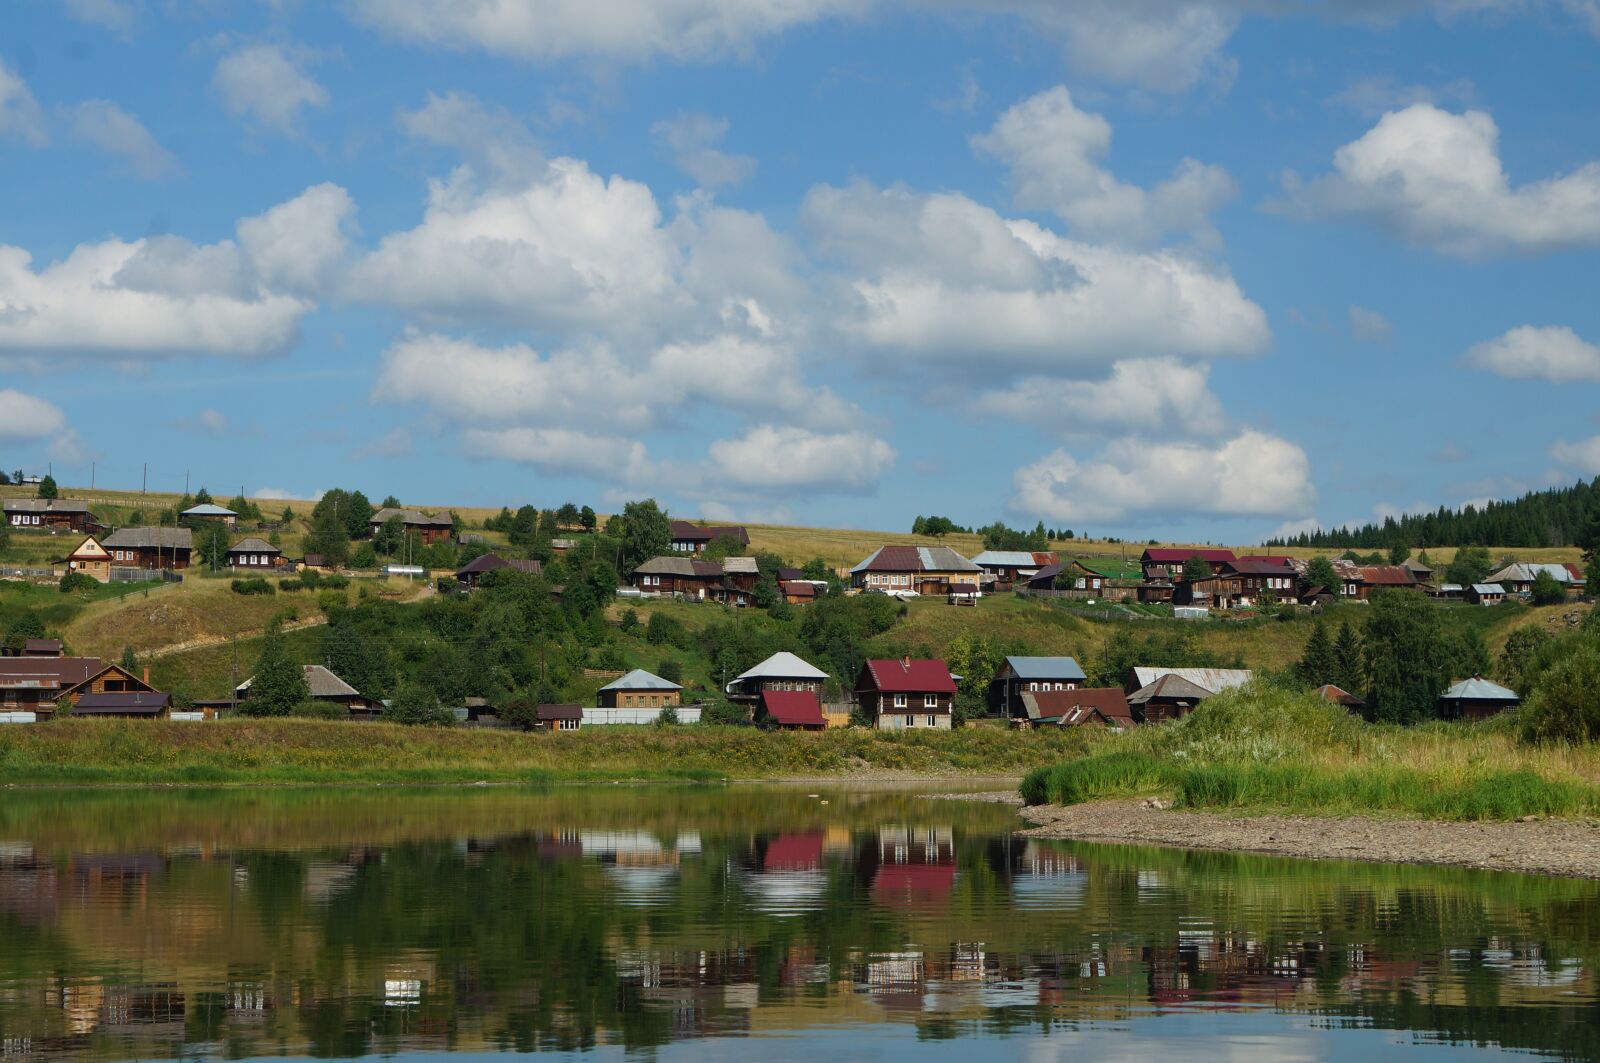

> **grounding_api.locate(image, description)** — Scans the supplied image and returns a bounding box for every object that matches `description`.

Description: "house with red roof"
[757,689,827,730]
[855,657,957,730]
[849,545,982,596]
[669,520,750,554]
[1140,547,1238,582]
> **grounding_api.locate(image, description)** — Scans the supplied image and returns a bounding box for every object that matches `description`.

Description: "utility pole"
[185,469,189,496]
[90,462,95,490]
[231,632,238,713]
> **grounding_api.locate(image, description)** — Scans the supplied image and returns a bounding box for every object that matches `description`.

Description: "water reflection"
[0,787,1593,1061]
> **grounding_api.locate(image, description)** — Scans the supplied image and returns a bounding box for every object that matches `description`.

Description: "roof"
[1357,565,1418,586]
[1566,563,1587,583]
[762,832,824,872]
[1142,548,1237,564]
[776,567,804,581]
[226,537,279,555]
[1317,684,1365,707]
[735,652,830,682]
[1226,558,1298,576]
[24,639,62,655]
[1028,563,1063,584]
[1129,667,1253,693]
[861,658,957,694]
[669,520,750,545]
[236,664,361,698]
[182,504,237,517]
[721,556,759,574]
[536,703,584,721]
[599,668,682,692]
[455,553,543,578]
[1440,676,1519,702]
[1023,688,1132,724]
[633,556,708,577]
[1436,583,1464,592]
[781,580,818,598]
[303,553,325,567]
[1486,562,1575,584]
[3,498,93,514]
[1128,673,1215,705]
[1400,558,1434,575]
[102,527,193,550]
[850,545,980,575]
[73,692,171,715]
[1003,656,1087,681]
[1471,583,1506,595]
[371,507,453,527]
[1068,558,1144,580]
[0,656,103,690]
[971,550,1049,568]
[759,689,826,727]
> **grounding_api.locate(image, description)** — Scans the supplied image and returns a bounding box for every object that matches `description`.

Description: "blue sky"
[3,1,1600,543]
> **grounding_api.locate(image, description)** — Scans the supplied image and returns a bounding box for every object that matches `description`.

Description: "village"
[2,479,1581,734]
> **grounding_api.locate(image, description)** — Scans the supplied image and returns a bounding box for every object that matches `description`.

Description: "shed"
[536,703,583,731]
[1466,583,1506,606]
[1128,674,1214,724]
[1316,684,1365,712]
[1437,676,1520,721]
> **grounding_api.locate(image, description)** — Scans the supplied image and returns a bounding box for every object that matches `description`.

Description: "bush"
[700,698,749,726]
[655,705,680,726]
[1521,642,1600,744]
[287,700,346,720]
[298,569,322,587]
[278,579,304,592]
[1021,751,1174,806]
[231,577,275,596]
[320,575,349,590]
[316,589,346,614]
[385,682,455,727]
[658,658,684,684]
[58,571,99,593]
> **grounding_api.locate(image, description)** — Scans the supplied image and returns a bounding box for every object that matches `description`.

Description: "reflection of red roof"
[872,862,956,900]
[862,659,957,694]
[763,832,825,872]
[760,689,826,727]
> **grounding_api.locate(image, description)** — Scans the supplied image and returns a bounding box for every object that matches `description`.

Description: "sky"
[2,0,1599,543]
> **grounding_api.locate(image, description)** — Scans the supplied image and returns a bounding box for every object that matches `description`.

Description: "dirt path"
[946,793,1600,879]
[142,616,329,660]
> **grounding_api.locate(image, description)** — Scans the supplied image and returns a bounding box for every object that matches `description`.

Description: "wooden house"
[1017,688,1132,730]
[780,579,821,604]
[226,538,283,570]
[597,669,682,710]
[721,556,760,595]
[102,527,192,570]
[849,545,982,595]
[725,652,829,705]
[181,504,238,527]
[669,520,750,554]
[536,703,583,732]
[1485,562,1579,598]
[1126,667,1253,696]
[1466,583,1506,606]
[59,535,112,583]
[1176,558,1298,609]
[236,665,379,716]
[1437,676,1520,721]
[368,507,454,545]
[0,657,161,718]
[990,656,1086,717]
[1317,684,1366,713]
[971,550,1056,589]
[454,553,543,588]
[1140,548,1237,582]
[4,498,102,534]
[631,556,727,599]
[1353,565,1420,599]
[72,692,172,718]
[854,657,956,731]
[19,639,62,658]
[1127,673,1213,724]
[1400,558,1434,584]
[1055,558,1140,600]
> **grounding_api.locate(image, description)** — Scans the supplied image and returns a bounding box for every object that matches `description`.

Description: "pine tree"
[1333,620,1364,697]
[243,624,309,716]
[1296,620,1336,687]
[37,475,57,500]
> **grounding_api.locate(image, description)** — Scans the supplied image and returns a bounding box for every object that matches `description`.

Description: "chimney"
[902,655,911,670]
[143,666,150,685]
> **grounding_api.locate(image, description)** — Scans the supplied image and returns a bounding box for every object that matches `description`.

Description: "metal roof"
[734,652,830,682]
[632,556,702,576]
[1130,667,1253,694]
[182,504,237,516]
[73,691,170,714]
[1471,583,1505,594]
[1142,548,1237,564]
[537,703,584,721]
[456,553,542,578]
[1128,674,1215,704]
[103,527,193,550]
[1357,565,1418,586]
[1022,688,1131,723]
[371,507,452,527]
[1486,563,1574,584]
[971,551,1045,568]
[599,668,682,692]
[851,545,980,574]
[226,537,279,554]
[237,664,360,698]
[1226,558,1298,576]
[861,658,957,694]
[721,556,759,574]
[759,689,826,726]
[1440,676,1519,702]
[3,498,93,513]
[1003,656,1087,681]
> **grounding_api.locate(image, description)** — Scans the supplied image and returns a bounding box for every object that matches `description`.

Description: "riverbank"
[1014,798,1600,879]
[0,718,1090,786]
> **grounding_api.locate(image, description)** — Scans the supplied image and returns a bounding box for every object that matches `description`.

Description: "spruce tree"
[1333,620,1364,696]
[243,623,309,716]
[1296,619,1336,687]
[37,474,57,500]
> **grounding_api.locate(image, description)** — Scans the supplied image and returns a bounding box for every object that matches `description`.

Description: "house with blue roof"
[990,656,1087,717]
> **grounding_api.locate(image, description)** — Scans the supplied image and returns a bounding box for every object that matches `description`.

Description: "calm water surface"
[0,786,1595,1062]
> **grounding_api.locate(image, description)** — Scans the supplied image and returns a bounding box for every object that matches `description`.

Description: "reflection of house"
[749,832,828,915]
[992,656,1085,716]
[872,825,956,908]
[1438,676,1520,720]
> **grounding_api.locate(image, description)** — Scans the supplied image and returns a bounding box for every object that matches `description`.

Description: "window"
[926,715,937,727]
[1028,682,1038,692]
[893,694,907,708]
[1053,683,1064,691]
[904,715,915,727]
[924,695,937,708]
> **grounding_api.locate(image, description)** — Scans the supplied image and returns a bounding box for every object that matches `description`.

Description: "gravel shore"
[941,793,1600,879]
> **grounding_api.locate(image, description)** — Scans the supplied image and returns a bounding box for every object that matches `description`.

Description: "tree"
[1333,620,1364,696]
[539,509,559,537]
[1296,619,1336,687]
[911,516,927,535]
[279,506,295,526]
[2,611,46,653]
[1305,557,1339,595]
[306,504,351,567]
[193,487,213,505]
[1388,542,1411,565]
[386,681,453,726]
[120,645,137,672]
[655,705,679,726]
[374,514,407,557]
[556,502,581,527]
[508,504,540,547]
[1361,592,1462,723]
[1445,545,1493,588]
[1501,626,1554,693]
[646,611,678,646]
[580,505,597,533]
[242,624,309,716]
[323,614,391,698]
[657,658,683,684]
[703,534,746,561]
[1181,555,1212,583]
[381,495,401,508]
[619,499,671,570]
[1521,641,1600,744]
[1531,570,1565,606]
[0,520,8,551]
[350,543,377,570]
[196,523,231,571]
[0,469,8,484]
[36,474,57,500]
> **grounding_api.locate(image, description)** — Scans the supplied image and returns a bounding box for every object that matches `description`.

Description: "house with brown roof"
[1353,565,1420,599]
[630,556,747,602]
[1140,548,1238,582]
[0,657,161,718]
[1127,673,1214,724]
[235,664,379,716]
[226,538,283,570]
[536,703,583,732]
[1176,557,1299,609]
[73,692,172,718]
[102,527,192,570]
[5,498,103,534]
[59,535,112,583]
[670,520,751,554]
[454,553,543,588]
[855,657,957,730]
[1317,684,1365,712]
[781,579,821,604]
[1017,688,1133,730]
[368,507,455,545]
[850,546,982,596]
[971,551,1056,588]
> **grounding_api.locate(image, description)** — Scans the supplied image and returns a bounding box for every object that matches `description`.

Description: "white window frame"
[893,694,907,708]
[904,715,915,727]
[923,694,937,709]
[926,715,937,727]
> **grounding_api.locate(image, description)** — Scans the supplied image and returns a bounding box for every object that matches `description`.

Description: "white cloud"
[803,181,1269,372]
[1550,435,1600,474]
[397,91,543,178]
[254,487,309,501]
[1348,305,1392,343]
[175,408,229,435]
[0,389,67,439]
[462,426,650,480]
[1011,429,1315,524]
[992,1,1240,95]
[1327,74,1474,117]
[1282,103,1600,256]
[0,61,47,147]
[972,86,1234,245]
[1464,325,1600,382]
[346,0,864,63]
[0,183,349,359]
[975,358,1227,437]
[652,112,756,187]
[63,0,135,34]
[68,100,179,180]
[213,44,329,135]
[707,426,895,491]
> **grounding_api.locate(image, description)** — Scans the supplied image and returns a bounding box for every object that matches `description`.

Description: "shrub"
[288,700,346,720]
[1521,642,1600,744]
[278,579,303,592]
[386,682,454,727]
[320,575,349,590]
[655,705,680,726]
[58,571,99,593]
[316,589,346,614]
[231,577,275,596]
[298,569,323,587]
[658,658,684,684]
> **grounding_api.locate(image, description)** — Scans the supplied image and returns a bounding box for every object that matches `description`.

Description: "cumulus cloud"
[974,358,1228,437]
[462,426,651,480]
[803,180,1269,372]
[707,426,895,491]
[63,0,135,34]
[397,91,544,178]
[0,389,67,439]
[0,183,350,359]
[213,43,329,135]
[346,0,865,63]
[652,112,757,187]
[68,100,179,180]
[990,1,1240,94]
[1011,429,1315,524]
[1280,103,1600,256]
[0,61,47,146]
[1550,435,1600,474]
[972,86,1234,244]
[1326,74,1475,117]
[1348,305,1392,343]
[1464,325,1600,383]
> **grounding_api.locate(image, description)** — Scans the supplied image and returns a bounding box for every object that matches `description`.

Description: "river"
[0,786,1594,1061]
